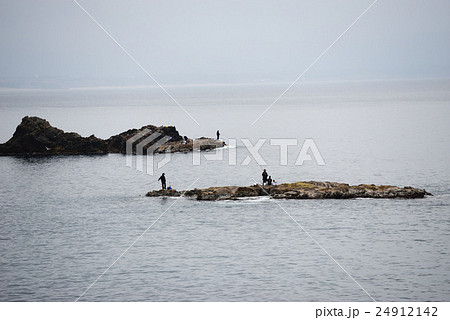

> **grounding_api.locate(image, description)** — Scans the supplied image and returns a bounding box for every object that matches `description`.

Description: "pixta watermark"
[126,131,325,175]
[193,138,325,166]
[126,129,172,175]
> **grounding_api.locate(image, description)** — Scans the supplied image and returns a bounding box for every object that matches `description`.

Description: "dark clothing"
[262,171,268,185]
[158,174,166,190]
[216,130,220,140]
[267,177,272,185]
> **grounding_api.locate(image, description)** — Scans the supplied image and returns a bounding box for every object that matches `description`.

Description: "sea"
[0,79,449,301]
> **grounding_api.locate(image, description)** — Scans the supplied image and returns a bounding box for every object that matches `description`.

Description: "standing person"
[216,130,220,140]
[267,176,273,185]
[158,173,166,190]
[262,169,268,185]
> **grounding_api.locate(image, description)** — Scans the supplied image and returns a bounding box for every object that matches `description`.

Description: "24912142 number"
[376,307,438,317]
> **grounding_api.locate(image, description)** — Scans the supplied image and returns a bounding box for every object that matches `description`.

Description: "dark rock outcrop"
[0,116,225,156]
[0,116,108,155]
[106,125,183,154]
[154,138,224,153]
[147,181,432,200]
[146,189,181,197]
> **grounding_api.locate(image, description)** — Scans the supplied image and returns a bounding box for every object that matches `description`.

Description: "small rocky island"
[146,181,431,200]
[0,116,224,156]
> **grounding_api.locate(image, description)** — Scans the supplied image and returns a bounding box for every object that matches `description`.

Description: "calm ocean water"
[0,80,449,301]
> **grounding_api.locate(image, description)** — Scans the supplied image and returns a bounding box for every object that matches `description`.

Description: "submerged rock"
[147,181,432,200]
[0,116,225,156]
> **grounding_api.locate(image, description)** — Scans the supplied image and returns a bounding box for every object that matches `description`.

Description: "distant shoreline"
[1,77,449,91]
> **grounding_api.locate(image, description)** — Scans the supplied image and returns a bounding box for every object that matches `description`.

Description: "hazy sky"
[1,0,449,85]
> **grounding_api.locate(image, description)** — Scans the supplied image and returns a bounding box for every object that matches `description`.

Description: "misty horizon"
[1,0,450,89]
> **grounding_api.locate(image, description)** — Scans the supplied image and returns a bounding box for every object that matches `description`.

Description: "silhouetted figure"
[158,173,166,190]
[262,169,268,185]
[267,176,272,185]
[216,130,220,140]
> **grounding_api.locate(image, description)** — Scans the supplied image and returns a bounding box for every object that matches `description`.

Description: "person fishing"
[262,169,268,185]
[158,173,166,190]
